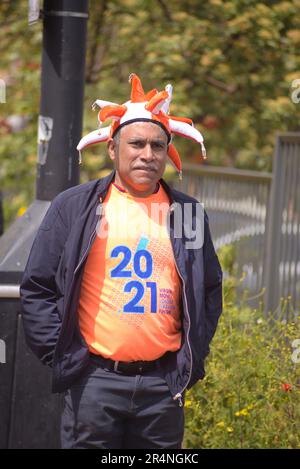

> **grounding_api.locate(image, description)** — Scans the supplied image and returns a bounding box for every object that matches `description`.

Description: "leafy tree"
[1,0,300,229]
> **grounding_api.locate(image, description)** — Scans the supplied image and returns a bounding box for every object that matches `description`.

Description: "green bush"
[183,251,300,449]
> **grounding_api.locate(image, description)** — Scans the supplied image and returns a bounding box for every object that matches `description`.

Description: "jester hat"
[77,73,206,179]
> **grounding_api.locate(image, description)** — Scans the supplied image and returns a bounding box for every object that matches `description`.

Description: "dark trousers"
[61,359,185,449]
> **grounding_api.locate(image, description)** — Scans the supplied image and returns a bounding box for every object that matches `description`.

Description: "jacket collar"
[95,169,116,201]
[96,169,176,205]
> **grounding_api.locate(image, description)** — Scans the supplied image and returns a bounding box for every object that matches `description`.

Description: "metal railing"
[0,285,20,298]
[173,162,272,305]
[173,137,300,317]
[264,133,300,317]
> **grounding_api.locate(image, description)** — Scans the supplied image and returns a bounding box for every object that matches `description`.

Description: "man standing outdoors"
[20,74,223,449]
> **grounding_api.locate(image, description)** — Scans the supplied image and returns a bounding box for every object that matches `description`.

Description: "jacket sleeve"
[20,196,68,367]
[203,210,223,357]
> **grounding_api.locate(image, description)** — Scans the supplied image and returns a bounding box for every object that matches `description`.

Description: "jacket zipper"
[169,204,193,407]
[54,196,105,368]
[73,199,103,276]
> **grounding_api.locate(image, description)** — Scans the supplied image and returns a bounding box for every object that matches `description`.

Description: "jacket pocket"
[187,359,205,390]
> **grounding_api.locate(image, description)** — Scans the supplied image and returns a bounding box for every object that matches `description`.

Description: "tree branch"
[86,0,108,83]
[156,0,173,21]
[205,76,239,94]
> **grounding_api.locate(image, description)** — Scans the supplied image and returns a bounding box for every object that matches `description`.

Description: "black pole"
[0,1,88,448]
[36,0,89,201]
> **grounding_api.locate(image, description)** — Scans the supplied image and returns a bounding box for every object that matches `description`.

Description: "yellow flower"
[227,427,234,433]
[17,206,27,217]
[246,404,255,411]
[216,421,225,428]
[235,409,250,417]
[235,404,255,417]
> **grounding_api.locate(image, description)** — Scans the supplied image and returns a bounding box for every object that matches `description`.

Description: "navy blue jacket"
[20,170,223,405]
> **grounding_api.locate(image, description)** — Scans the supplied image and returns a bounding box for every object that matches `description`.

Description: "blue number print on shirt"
[146,281,157,313]
[123,281,144,313]
[134,249,152,278]
[110,245,132,277]
[110,236,157,314]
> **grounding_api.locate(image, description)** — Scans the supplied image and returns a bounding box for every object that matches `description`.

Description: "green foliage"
[216,244,237,276]
[1,0,300,228]
[85,0,300,171]
[183,274,300,449]
[0,1,40,230]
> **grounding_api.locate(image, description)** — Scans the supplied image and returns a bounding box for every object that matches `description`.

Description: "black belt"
[90,353,160,375]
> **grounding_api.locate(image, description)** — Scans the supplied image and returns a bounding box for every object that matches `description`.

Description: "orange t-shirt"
[78,182,182,361]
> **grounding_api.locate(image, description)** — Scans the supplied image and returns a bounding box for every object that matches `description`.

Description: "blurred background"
[0,0,300,449]
[1,0,300,229]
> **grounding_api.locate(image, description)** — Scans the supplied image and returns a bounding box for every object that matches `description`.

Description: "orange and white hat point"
[77,73,207,179]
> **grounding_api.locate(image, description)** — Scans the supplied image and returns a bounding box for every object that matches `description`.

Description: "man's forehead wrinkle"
[127,137,166,143]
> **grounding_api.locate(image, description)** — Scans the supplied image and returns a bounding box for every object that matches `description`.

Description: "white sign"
[28,0,40,25]
[38,115,53,165]
[38,115,53,143]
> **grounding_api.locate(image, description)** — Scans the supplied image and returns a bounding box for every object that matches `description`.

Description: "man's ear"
[107,138,116,162]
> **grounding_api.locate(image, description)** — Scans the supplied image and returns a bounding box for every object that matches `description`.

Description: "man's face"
[107,121,168,197]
